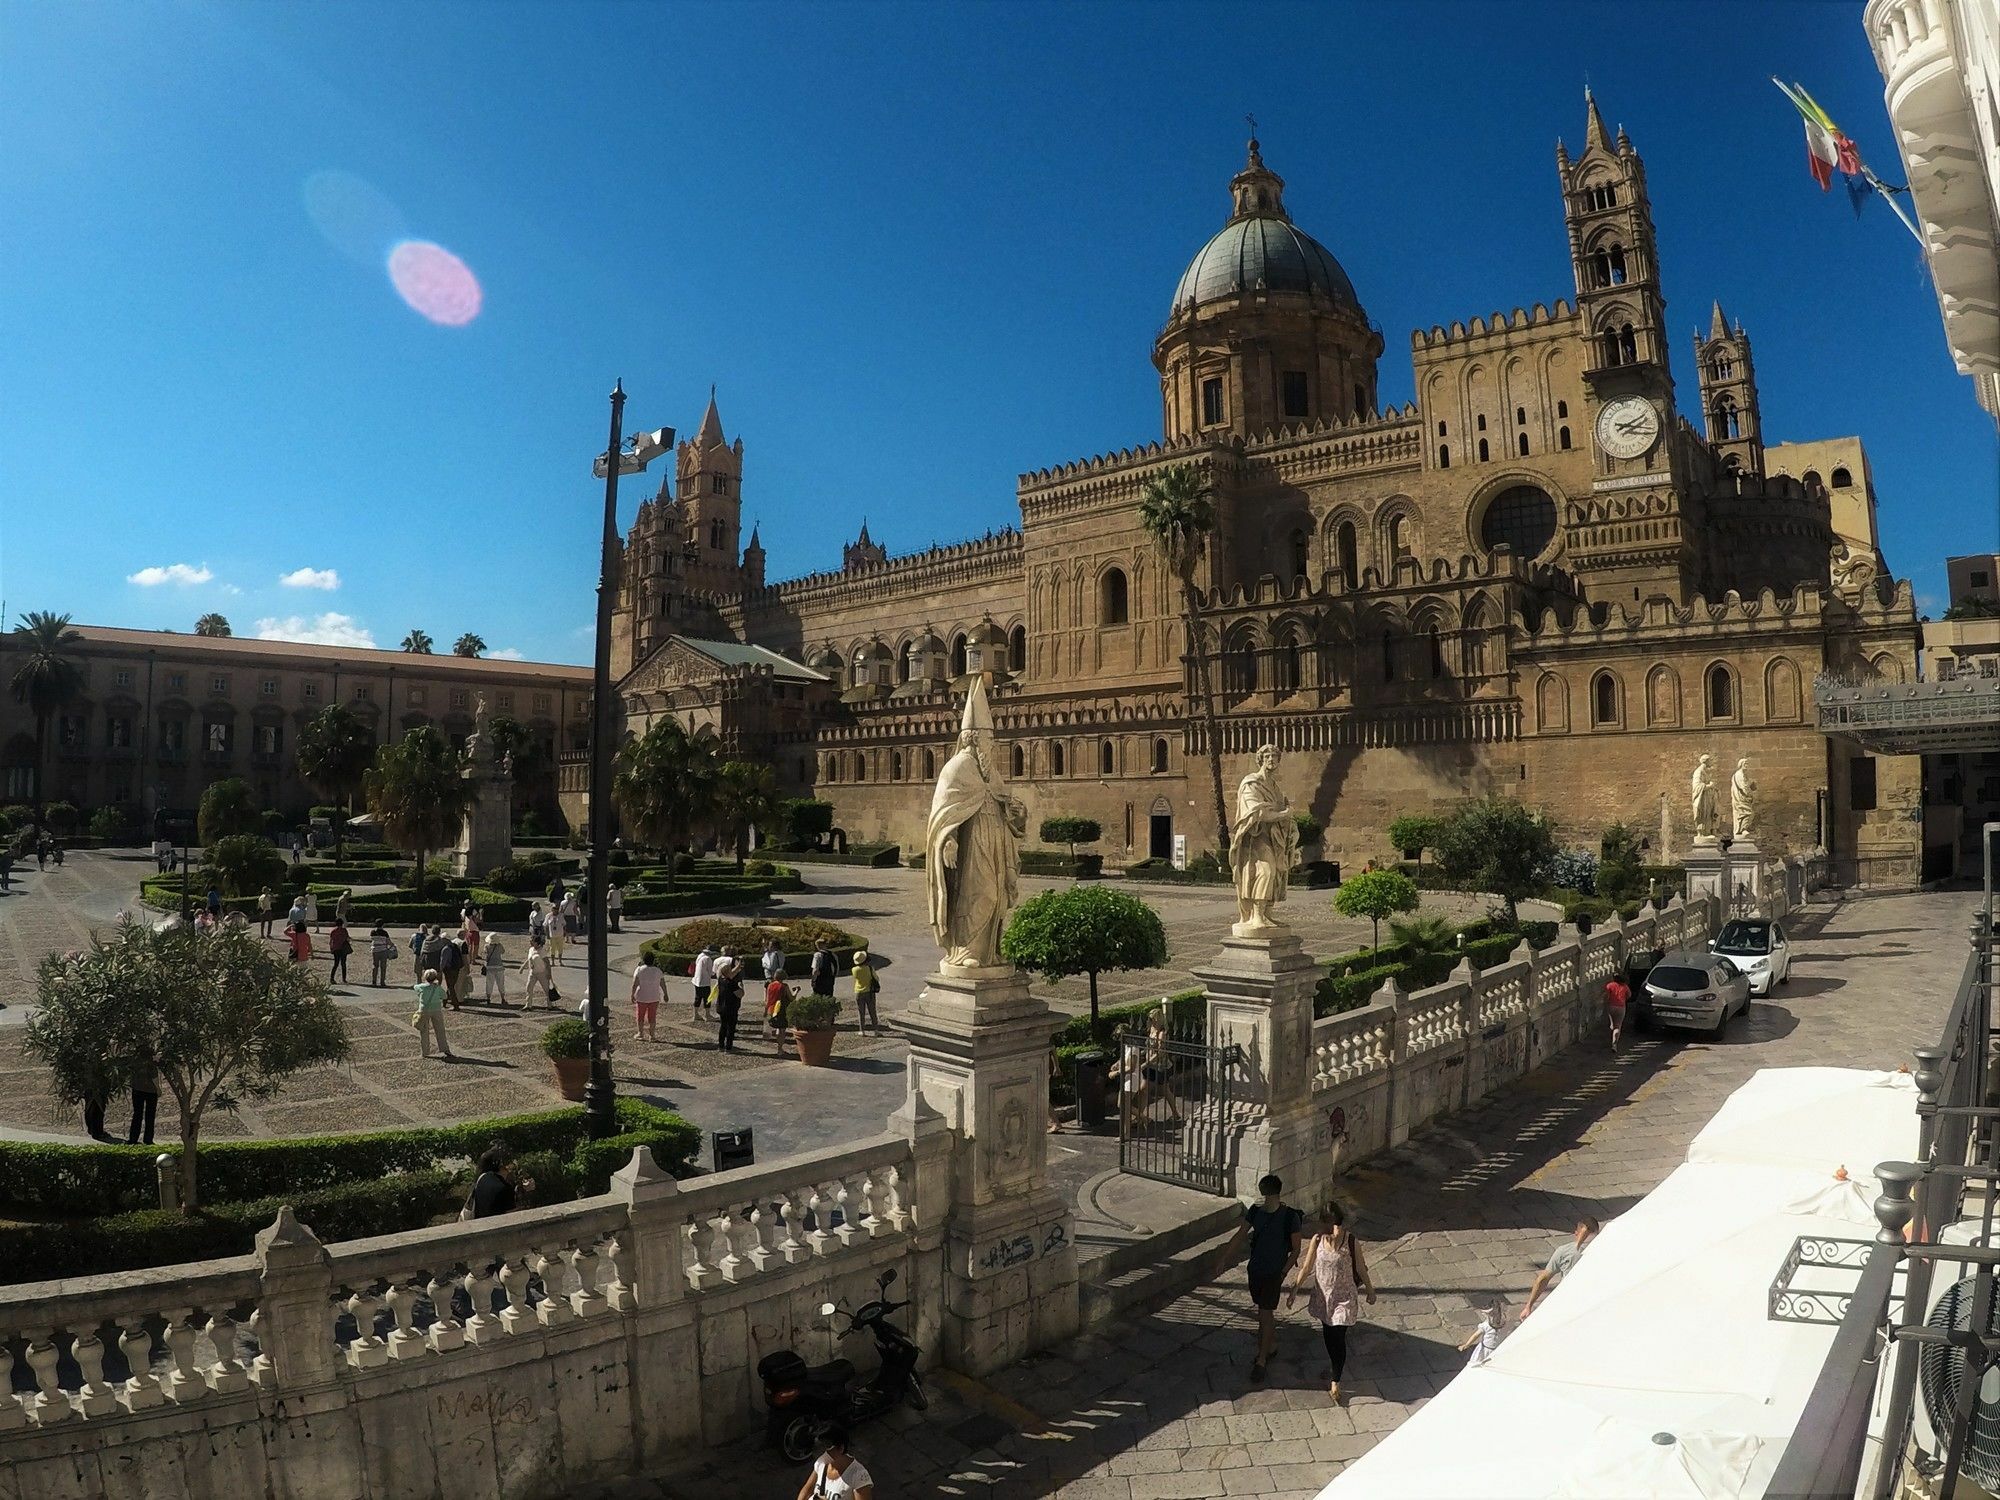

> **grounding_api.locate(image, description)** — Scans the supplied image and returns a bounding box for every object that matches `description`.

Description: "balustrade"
[1310,1003,1393,1091]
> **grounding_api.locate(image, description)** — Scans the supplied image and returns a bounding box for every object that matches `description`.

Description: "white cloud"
[488,647,526,661]
[127,562,214,588]
[254,612,376,649]
[279,567,341,591]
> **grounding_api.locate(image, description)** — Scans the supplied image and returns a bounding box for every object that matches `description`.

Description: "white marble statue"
[1691,753,1719,843]
[925,676,1026,967]
[1731,757,1757,841]
[1230,744,1301,936]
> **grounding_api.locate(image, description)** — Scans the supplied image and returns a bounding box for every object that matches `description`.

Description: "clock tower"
[1556,92,1698,603]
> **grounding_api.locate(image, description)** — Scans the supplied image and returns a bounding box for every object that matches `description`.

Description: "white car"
[1642,950,1753,1039]
[1710,919,1792,996]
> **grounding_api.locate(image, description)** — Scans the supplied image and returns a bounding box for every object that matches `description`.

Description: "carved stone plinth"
[453,763,513,879]
[900,964,1077,1375]
[1193,932,1325,1209]
[1726,837,1766,900]
[1683,842,1728,908]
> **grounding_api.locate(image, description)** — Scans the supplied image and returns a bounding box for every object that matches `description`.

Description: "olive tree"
[1431,797,1557,925]
[1002,886,1168,1027]
[26,923,349,1209]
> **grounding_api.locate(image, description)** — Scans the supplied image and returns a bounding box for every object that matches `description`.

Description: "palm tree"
[452,633,486,658]
[8,611,84,833]
[193,613,232,638]
[363,726,474,891]
[296,704,376,860]
[713,760,781,870]
[613,719,720,887]
[401,629,434,654]
[1139,464,1229,855]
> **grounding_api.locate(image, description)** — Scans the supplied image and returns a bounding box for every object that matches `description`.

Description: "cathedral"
[598,96,1922,883]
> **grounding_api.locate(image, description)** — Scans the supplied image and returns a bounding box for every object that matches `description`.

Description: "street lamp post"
[585,383,674,1140]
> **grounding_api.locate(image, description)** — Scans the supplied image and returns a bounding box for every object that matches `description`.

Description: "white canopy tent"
[1320,1068,1918,1500]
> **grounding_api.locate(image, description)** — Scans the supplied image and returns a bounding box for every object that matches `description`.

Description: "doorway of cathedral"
[1148,800,1173,861]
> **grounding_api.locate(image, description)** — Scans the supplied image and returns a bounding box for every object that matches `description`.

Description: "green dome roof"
[1171,214,1360,315]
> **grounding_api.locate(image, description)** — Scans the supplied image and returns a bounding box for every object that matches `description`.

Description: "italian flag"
[1774,78,1861,191]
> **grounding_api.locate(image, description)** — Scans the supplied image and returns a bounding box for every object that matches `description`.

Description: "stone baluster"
[743,1200,775,1274]
[383,1281,426,1360]
[567,1242,607,1319]
[498,1257,535,1335]
[774,1190,808,1264]
[534,1251,574,1328]
[804,1183,833,1258]
[682,1215,716,1292]
[599,1233,636,1313]
[425,1272,466,1352]
[462,1265,502,1344]
[878,1166,909,1235]
[854,1173,883,1239]
[117,1323,166,1412]
[830,1179,858,1248]
[71,1325,120,1417]
[23,1331,71,1423]
[714,1208,746,1284]
[244,1308,274,1390]
[344,1292,388,1369]
[205,1311,251,1392]
[162,1309,208,1402]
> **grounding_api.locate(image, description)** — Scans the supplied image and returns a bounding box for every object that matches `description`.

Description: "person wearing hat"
[713,950,745,1053]
[850,949,880,1034]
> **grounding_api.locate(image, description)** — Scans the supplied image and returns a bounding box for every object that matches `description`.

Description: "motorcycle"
[756,1267,927,1462]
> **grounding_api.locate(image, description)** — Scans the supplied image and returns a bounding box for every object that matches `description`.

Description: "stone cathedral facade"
[599,98,1923,883]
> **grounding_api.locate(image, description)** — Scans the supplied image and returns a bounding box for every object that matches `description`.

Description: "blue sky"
[2,1,1993,664]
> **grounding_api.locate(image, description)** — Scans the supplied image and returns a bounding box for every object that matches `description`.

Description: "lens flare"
[387,240,482,326]
[303,170,407,267]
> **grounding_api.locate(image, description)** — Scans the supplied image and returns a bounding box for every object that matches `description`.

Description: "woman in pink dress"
[1285,1201,1375,1400]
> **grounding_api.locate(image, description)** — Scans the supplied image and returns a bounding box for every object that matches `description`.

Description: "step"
[1077,1217,1242,1330]
[1087,1198,1243,1282]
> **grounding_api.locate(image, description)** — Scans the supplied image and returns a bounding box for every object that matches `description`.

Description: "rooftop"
[12,625,591,682]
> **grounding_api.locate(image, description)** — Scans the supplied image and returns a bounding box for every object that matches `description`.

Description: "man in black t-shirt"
[1212,1172,1305,1383]
[467,1145,533,1219]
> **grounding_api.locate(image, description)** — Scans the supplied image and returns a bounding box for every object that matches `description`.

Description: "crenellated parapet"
[1520,584,1826,644]
[1411,299,1579,350]
[721,528,1025,611]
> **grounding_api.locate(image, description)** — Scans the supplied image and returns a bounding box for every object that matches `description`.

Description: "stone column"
[900,962,1078,1376]
[253,1207,339,1389]
[1194,932,1323,1208]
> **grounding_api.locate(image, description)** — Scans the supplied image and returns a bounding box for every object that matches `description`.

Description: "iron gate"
[1115,1024,1239,1195]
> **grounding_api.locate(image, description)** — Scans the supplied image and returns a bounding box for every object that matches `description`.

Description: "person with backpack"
[850,949,880,1034]
[1212,1173,1305,1384]
[408,925,427,981]
[809,940,836,1001]
[714,952,745,1053]
[369,924,397,987]
[1286,1200,1376,1401]
[437,931,465,1009]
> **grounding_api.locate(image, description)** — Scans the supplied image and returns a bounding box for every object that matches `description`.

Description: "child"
[1458,1298,1504,1370]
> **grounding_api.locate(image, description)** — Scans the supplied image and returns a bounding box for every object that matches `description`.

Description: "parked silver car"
[1709,918,1792,996]
[1640,948,1752,1039]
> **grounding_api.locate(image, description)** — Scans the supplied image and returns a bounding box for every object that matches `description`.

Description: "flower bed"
[639,914,864,976]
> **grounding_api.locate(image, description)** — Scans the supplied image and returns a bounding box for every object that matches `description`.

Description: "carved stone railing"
[1310,1001,1393,1090]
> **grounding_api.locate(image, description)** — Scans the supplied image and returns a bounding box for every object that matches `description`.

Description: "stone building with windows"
[606,99,1924,881]
[0,627,590,826]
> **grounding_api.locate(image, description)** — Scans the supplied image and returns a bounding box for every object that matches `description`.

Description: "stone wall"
[0,1112,950,1500]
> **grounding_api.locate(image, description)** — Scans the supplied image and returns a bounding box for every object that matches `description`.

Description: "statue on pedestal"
[1690,754,1719,843]
[1731,757,1758,841]
[1230,744,1300,936]
[925,677,1026,968]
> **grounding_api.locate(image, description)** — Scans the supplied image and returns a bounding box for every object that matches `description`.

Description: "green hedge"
[138,876,528,925]
[780,844,901,868]
[621,882,775,919]
[0,1099,697,1220]
[1020,851,1104,879]
[1122,857,1230,885]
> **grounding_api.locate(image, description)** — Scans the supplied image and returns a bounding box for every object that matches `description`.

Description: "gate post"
[1193,931,1323,1207]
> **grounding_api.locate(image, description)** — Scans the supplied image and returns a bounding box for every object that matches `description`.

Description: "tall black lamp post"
[585,383,673,1138]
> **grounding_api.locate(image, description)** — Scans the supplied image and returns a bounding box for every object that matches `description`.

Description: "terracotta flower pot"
[794,1029,835,1067]
[551,1056,590,1101]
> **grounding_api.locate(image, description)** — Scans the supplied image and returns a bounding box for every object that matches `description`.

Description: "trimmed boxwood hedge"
[1020,851,1104,879]
[779,844,901,868]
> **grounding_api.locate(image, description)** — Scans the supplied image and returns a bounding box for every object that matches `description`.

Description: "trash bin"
[1073,1049,1110,1129]
[712,1128,754,1173]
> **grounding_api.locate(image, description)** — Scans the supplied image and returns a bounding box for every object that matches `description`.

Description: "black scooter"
[757,1268,928,1461]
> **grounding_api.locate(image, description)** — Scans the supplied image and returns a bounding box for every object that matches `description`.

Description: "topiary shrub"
[745,858,775,876]
[1387,814,1439,859]
[200,834,288,898]
[1038,817,1101,856]
[789,994,840,1031]
[539,1018,592,1060]
[88,805,138,844]
[43,801,80,835]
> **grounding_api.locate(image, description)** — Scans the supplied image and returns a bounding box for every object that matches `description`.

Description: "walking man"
[257,887,275,938]
[438,931,465,1010]
[809,940,836,1002]
[369,924,396,987]
[606,882,623,934]
[413,969,453,1061]
[1212,1173,1305,1383]
[762,937,785,984]
[714,953,744,1053]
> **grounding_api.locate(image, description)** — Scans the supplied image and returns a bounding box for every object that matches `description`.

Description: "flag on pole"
[1771,78,1925,245]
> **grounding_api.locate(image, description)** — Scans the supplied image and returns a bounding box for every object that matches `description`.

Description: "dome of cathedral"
[1170,214,1360,315]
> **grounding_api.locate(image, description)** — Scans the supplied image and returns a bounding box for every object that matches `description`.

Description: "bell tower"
[676,388,747,595]
[1693,301,1764,475]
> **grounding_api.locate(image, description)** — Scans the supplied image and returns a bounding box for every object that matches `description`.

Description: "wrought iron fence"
[1116,1025,1239,1196]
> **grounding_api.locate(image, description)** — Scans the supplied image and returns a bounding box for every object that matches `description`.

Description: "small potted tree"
[790,993,841,1066]
[541,1017,592,1100]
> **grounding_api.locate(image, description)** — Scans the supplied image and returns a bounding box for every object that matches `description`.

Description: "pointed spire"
[696,385,724,446]
[1585,86,1611,150]
[745,522,762,551]
[857,518,872,544]
[1708,300,1730,341]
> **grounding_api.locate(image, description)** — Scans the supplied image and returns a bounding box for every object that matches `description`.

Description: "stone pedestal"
[1683,840,1727,909]
[1193,932,1323,1208]
[900,963,1078,1375]
[453,760,513,879]
[1726,837,1765,904]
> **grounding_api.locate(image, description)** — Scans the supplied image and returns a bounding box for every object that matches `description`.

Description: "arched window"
[1592,671,1619,725]
[891,750,904,779]
[1381,630,1396,683]
[1477,438,1490,462]
[1336,522,1359,588]
[1619,324,1638,363]
[1152,736,1169,773]
[1437,420,1447,437]
[852,753,866,783]
[1476,414,1487,431]
[1559,425,1572,450]
[1517,433,1529,456]
[1223,633,1257,698]
[1050,741,1066,776]
[1709,356,1734,381]
[1706,664,1735,720]
[1426,627,1445,679]
[1711,395,1740,441]
[708,519,725,549]
[1100,740,1115,775]
[1100,568,1129,625]
[923,748,936,778]
[949,633,968,677]
[1353,383,1366,417]
[1831,466,1852,488]
[1438,444,1450,468]
[852,646,871,685]
[1557,400,1568,418]
[1273,631,1302,695]
[1479,484,1558,560]
[1803,470,1822,489]
[898,640,914,683]
[1515,406,1526,426]
[1008,625,1027,673]
[1011,744,1025,777]
[1388,514,1408,558]
[1290,530,1309,579]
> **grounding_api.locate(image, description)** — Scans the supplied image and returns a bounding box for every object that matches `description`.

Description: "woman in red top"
[1604,976,1631,1054]
[286,921,314,965]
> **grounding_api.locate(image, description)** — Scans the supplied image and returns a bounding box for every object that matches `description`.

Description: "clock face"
[1596,396,1661,460]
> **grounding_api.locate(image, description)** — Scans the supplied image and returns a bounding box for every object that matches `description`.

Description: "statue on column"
[1230,743,1300,936]
[925,677,1026,968]
[1690,753,1719,843]
[1731,756,1758,840]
